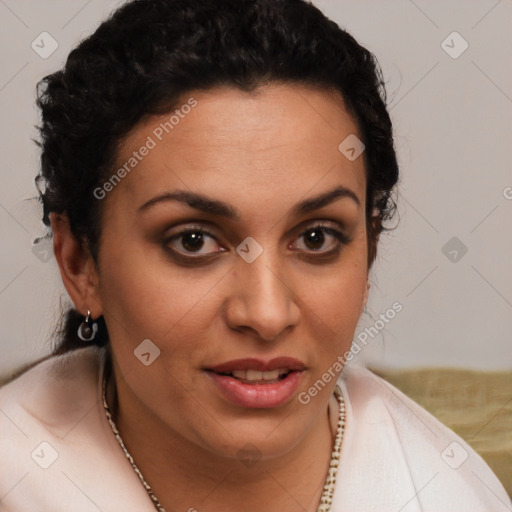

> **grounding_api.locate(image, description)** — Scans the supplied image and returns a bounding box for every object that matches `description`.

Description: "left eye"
[292,225,347,252]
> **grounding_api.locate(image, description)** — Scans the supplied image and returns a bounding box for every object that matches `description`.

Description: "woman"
[0,0,509,510]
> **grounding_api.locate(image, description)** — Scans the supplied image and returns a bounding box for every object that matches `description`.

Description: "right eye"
[164,227,226,258]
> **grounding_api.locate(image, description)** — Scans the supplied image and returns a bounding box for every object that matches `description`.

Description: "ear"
[50,213,103,319]
[367,208,381,270]
[361,281,370,315]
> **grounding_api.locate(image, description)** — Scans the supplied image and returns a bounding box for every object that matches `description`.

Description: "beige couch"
[372,368,512,498]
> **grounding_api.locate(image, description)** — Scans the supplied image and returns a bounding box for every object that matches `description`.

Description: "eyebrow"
[138,185,360,219]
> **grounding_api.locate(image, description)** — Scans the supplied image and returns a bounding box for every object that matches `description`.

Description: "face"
[92,83,368,460]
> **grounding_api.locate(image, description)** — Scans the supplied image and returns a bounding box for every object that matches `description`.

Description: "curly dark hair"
[36,0,399,354]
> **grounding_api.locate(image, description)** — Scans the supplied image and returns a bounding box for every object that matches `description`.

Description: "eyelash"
[163,222,350,263]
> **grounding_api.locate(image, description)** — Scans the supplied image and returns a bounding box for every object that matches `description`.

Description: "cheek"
[96,238,222,354]
[309,270,366,345]
[316,239,368,319]
[300,245,368,359]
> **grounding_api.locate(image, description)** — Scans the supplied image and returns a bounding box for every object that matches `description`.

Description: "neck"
[106,362,340,512]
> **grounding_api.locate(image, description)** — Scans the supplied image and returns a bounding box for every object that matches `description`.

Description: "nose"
[224,250,300,342]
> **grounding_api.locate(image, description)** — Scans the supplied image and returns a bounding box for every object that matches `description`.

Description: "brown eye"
[303,227,326,250]
[181,232,205,252]
[292,224,349,253]
[166,228,224,257]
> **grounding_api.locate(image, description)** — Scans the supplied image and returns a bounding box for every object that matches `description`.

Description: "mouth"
[204,357,306,409]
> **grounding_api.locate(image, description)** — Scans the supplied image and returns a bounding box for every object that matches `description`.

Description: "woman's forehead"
[119,84,357,154]
[112,84,366,212]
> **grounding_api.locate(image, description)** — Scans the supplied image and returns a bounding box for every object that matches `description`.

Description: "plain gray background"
[0,0,511,375]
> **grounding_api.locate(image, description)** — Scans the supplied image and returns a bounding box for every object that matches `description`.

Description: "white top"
[0,346,510,512]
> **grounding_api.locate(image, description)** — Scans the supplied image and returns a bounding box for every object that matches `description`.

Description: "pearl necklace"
[102,375,345,512]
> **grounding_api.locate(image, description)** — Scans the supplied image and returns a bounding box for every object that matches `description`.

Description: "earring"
[77,309,98,341]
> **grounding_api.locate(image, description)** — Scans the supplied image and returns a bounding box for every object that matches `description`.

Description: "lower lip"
[206,371,303,409]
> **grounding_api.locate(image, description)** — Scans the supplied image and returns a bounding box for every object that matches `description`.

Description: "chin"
[189,411,311,463]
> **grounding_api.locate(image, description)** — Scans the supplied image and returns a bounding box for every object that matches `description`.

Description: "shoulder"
[332,365,511,512]
[0,347,107,510]
[0,346,154,511]
[0,346,104,434]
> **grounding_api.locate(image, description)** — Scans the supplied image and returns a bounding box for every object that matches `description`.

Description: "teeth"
[231,368,289,381]
[246,369,264,381]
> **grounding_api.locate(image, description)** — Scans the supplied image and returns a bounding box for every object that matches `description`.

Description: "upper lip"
[207,357,306,373]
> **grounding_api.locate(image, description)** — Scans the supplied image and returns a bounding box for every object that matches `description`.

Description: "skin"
[52,83,371,511]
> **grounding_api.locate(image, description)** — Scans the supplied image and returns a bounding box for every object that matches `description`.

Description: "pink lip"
[206,370,304,409]
[207,357,306,373]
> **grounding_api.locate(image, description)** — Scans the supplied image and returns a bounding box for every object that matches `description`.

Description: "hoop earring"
[77,309,98,342]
